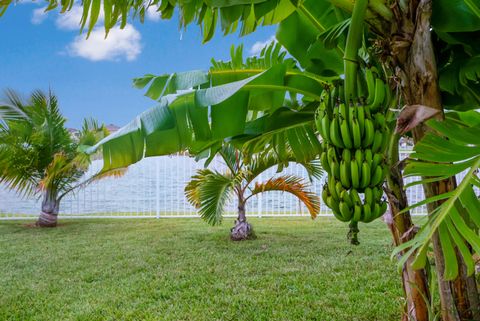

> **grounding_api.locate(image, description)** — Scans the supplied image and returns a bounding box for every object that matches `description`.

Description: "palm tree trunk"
[230,194,254,241]
[396,1,480,319]
[385,134,430,321]
[37,189,60,227]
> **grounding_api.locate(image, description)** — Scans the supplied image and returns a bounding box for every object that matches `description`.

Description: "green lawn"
[0,217,403,321]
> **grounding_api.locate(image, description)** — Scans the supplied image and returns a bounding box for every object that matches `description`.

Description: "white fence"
[0,151,428,219]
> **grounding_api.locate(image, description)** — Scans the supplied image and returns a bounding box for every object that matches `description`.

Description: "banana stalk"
[343,0,368,101]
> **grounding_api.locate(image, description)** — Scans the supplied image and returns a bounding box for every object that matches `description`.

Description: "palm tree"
[0,90,116,227]
[185,145,321,240]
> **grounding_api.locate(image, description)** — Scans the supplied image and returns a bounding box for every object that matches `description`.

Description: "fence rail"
[0,150,430,220]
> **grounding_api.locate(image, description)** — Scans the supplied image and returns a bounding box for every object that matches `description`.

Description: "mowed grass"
[0,217,403,321]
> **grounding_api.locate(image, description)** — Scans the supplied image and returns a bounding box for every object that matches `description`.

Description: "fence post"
[156,158,160,219]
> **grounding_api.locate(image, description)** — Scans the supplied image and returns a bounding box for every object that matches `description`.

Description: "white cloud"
[249,35,276,56]
[66,24,142,62]
[31,6,48,25]
[56,5,104,30]
[146,6,161,22]
[56,6,84,30]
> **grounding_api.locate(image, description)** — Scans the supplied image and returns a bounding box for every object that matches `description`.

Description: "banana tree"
[0,90,120,227]
[185,145,321,240]
[4,0,480,320]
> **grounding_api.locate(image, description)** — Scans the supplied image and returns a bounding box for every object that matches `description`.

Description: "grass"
[0,217,403,321]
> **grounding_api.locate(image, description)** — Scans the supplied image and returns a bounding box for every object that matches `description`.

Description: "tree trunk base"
[36,212,58,227]
[230,220,255,241]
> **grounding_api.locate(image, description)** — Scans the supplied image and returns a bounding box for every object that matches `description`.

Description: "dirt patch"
[22,222,67,228]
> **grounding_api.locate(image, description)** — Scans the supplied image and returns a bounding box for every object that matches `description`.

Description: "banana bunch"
[321,176,388,223]
[315,70,392,241]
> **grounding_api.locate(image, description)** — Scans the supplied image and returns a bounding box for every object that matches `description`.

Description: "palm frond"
[184,169,236,225]
[78,118,109,146]
[0,89,29,125]
[218,144,242,174]
[395,111,480,279]
[184,168,214,209]
[248,175,320,218]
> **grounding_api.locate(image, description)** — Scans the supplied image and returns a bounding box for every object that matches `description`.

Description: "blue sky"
[0,3,276,128]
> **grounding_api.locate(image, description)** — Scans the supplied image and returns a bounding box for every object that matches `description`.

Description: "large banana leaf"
[393,111,480,279]
[133,43,327,104]
[276,1,345,77]
[89,61,324,170]
[89,43,326,170]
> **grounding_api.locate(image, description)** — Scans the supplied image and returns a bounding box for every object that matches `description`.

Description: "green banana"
[348,105,355,130]
[342,149,352,164]
[321,152,331,175]
[327,196,345,221]
[336,181,344,200]
[363,118,375,148]
[355,149,363,166]
[373,112,385,129]
[340,118,353,149]
[350,189,362,205]
[373,203,382,220]
[322,185,329,205]
[332,161,340,180]
[372,186,383,202]
[379,128,390,153]
[371,153,383,171]
[339,201,353,221]
[364,149,373,167]
[356,105,365,136]
[351,118,362,148]
[362,203,372,223]
[364,187,373,208]
[350,160,360,189]
[330,116,344,148]
[353,204,362,222]
[341,190,353,208]
[360,161,371,188]
[371,130,383,153]
[327,146,337,164]
[371,165,383,186]
[340,160,351,188]
[320,112,331,143]
[370,78,385,112]
[339,102,349,122]
[328,176,339,201]
[363,202,380,223]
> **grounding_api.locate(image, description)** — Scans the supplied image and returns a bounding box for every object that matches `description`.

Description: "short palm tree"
[0,90,116,227]
[185,145,321,240]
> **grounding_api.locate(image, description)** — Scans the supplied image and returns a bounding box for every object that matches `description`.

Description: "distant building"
[67,128,80,141]
[106,124,120,134]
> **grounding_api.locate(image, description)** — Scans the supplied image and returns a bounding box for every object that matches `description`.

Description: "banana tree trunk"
[37,189,60,227]
[397,1,480,319]
[230,194,253,241]
[385,134,430,321]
